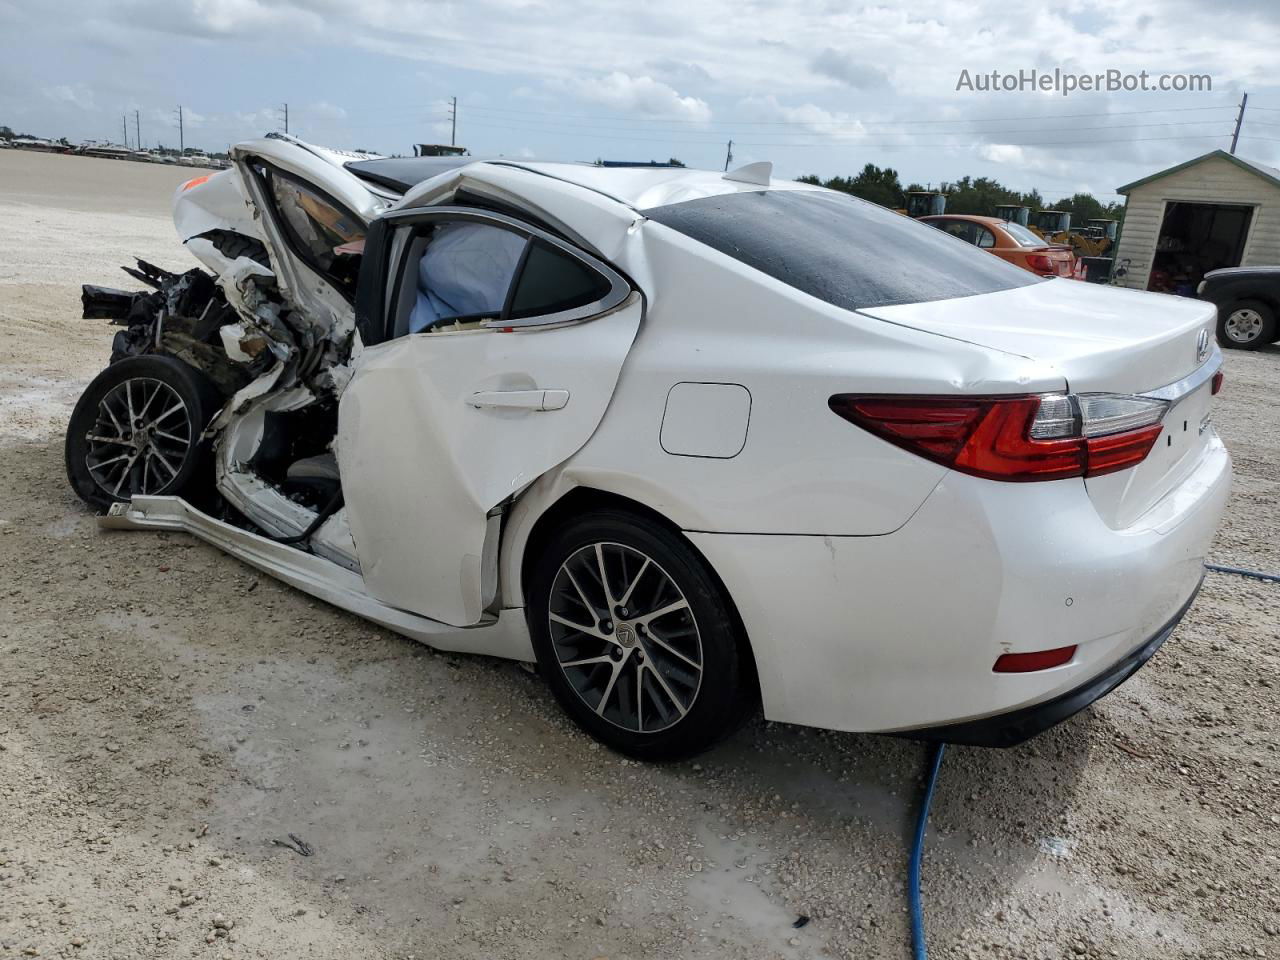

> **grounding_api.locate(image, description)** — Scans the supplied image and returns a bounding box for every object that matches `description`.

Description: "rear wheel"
[1217,299,1276,350]
[65,355,222,511]
[528,509,755,760]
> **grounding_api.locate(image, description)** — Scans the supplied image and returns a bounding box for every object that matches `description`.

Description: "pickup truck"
[1198,266,1280,350]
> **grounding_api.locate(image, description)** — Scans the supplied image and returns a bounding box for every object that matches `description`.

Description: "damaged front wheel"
[65,355,222,510]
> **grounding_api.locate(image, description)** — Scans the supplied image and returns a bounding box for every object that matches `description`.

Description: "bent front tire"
[528,508,756,761]
[65,354,222,511]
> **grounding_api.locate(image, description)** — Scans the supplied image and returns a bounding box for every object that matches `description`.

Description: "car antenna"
[722,161,772,186]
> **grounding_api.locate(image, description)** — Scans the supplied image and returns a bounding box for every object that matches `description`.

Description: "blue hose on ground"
[909,741,946,960]
[1204,562,1280,584]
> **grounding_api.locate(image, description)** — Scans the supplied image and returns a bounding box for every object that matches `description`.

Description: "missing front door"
[1148,201,1253,295]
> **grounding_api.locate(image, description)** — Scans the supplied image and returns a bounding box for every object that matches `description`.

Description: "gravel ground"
[1,149,1277,960]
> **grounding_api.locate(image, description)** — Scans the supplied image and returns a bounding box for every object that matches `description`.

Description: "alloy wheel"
[547,542,704,733]
[84,377,192,499]
[1225,308,1264,343]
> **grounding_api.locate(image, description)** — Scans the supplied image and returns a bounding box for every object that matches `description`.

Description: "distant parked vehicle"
[1198,266,1280,349]
[921,214,1079,278]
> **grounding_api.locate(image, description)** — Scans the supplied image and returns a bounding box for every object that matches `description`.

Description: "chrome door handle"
[467,389,569,411]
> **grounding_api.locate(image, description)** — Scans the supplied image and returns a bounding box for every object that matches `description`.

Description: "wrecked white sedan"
[68,134,1229,758]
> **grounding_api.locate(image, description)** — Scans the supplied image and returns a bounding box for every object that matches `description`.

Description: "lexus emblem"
[1196,328,1211,364]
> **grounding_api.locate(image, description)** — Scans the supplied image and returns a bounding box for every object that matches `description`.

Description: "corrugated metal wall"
[1114,155,1280,289]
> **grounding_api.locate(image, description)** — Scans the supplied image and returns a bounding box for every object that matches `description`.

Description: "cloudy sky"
[3,0,1279,201]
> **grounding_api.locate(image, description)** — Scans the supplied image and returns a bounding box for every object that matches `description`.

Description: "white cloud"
[979,143,1027,165]
[185,0,322,35]
[810,48,888,89]
[43,84,95,111]
[570,72,711,122]
[737,95,864,140]
[306,100,348,121]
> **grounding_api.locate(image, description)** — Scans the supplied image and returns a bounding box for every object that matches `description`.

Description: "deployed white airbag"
[408,223,525,332]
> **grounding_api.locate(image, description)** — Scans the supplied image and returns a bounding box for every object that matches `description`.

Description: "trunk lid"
[858,279,1220,527]
[1035,246,1074,277]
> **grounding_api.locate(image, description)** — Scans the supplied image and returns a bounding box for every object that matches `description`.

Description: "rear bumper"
[901,575,1202,747]
[688,434,1230,738]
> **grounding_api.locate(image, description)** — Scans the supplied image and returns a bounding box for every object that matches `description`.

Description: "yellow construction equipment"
[1030,210,1072,240]
[994,205,1030,227]
[899,191,947,218]
[1028,211,1118,258]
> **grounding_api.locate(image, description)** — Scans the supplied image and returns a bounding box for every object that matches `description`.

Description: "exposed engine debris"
[80,250,348,408]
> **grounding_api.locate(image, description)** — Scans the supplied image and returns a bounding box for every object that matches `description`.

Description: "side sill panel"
[100,496,535,662]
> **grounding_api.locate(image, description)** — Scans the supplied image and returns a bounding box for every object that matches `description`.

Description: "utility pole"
[176,105,184,155]
[1230,92,1249,155]
[449,96,457,146]
[134,110,141,151]
[280,103,289,135]
[723,139,733,171]
[122,114,129,149]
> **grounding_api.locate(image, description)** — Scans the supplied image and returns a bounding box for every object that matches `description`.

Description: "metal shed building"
[1112,150,1280,294]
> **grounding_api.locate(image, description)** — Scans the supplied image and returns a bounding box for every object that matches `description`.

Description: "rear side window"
[642,190,1040,310]
[1003,221,1045,247]
[382,213,632,340]
[935,219,977,244]
[508,240,613,320]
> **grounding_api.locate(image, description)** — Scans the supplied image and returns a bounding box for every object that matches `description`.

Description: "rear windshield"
[642,189,1041,310]
[1002,221,1045,247]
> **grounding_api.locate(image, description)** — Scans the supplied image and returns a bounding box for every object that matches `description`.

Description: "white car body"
[82,134,1229,752]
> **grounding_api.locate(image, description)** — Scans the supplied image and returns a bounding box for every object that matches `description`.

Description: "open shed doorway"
[1147,201,1253,295]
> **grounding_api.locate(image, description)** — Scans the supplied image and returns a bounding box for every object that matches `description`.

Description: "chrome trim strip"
[1141,344,1223,403]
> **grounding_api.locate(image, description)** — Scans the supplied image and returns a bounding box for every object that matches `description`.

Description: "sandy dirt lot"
[1,148,1277,960]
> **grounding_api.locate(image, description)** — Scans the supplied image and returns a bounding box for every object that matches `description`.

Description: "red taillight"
[1025,252,1053,273]
[1212,371,1224,395]
[993,645,1077,673]
[829,393,1167,482]
[1084,423,1164,476]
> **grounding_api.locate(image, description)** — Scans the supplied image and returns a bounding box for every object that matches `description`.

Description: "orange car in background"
[920,214,1080,279]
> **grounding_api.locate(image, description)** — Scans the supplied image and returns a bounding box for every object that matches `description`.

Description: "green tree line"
[798,163,1125,224]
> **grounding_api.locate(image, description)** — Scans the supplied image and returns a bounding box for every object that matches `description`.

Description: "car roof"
[481,161,823,211]
[345,156,483,193]
[345,156,824,211]
[923,214,1005,226]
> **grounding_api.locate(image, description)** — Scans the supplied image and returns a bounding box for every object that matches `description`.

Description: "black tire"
[528,508,755,761]
[198,229,271,267]
[65,354,222,511]
[1216,298,1277,350]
